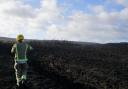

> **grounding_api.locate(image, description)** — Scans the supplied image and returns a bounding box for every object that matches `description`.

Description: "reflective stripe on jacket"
[11,42,33,61]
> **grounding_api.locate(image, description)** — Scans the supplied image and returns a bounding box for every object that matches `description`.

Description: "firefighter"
[11,34,33,86]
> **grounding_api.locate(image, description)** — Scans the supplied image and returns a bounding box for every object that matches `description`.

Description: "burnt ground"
[0,39,128,89]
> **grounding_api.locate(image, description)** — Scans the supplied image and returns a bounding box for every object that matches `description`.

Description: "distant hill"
[0,37,128,89]
[0,37,15,42]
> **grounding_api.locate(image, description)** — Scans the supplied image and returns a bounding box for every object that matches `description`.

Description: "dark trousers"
[14,61,28,86]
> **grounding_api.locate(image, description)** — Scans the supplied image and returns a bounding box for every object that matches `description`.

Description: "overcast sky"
[0,0,128,43]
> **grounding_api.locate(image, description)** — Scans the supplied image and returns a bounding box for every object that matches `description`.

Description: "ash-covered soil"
[0,39,128,89]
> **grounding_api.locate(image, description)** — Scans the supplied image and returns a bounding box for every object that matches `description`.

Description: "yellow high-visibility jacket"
[11,42,33,61]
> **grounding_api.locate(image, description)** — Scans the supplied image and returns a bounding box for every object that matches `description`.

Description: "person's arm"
[11,44,16,53]
[27,44,33,51]
[29,45,33,50]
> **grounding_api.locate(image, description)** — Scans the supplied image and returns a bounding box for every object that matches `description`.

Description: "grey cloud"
[3,1,36,18]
